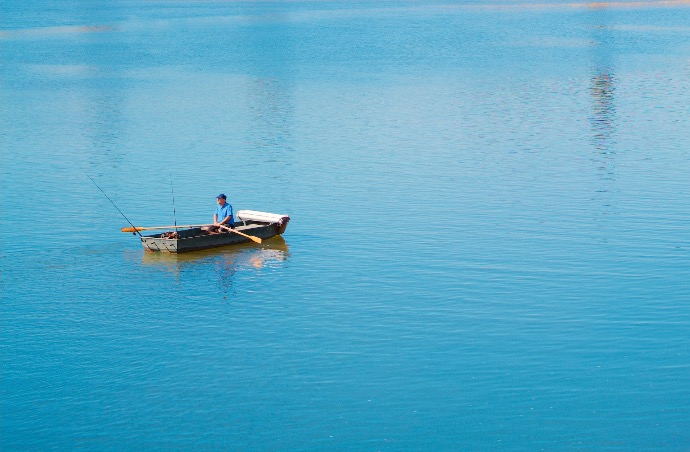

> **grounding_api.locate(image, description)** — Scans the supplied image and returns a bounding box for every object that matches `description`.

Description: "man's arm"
[219,205,233,225]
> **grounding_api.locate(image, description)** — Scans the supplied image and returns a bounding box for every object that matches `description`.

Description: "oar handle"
[219,225,262,244]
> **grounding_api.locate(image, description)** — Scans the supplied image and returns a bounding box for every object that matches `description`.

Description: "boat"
[139,210,290,253]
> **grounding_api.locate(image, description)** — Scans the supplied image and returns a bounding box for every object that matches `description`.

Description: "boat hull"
[140,221,286,253]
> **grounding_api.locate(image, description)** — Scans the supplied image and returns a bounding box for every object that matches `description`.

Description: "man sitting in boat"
[202,193,235,233]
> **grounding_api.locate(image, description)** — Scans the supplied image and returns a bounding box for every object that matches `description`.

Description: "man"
[203,194,234,233]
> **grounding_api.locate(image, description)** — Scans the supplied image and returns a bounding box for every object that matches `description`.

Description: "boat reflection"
[140,236,290,292]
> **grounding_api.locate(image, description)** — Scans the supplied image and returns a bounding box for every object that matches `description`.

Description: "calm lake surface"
[2,1,689,449]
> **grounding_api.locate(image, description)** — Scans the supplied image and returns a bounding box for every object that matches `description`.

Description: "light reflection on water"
[588,10,618,218]
[589,69,616,154]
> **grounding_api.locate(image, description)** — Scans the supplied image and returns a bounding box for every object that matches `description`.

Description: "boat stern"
[237,210,290,235]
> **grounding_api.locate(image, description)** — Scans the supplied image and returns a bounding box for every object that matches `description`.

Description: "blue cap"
[216,193,226,199]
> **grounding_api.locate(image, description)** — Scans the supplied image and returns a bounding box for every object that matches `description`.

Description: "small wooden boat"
[139,210,290,254]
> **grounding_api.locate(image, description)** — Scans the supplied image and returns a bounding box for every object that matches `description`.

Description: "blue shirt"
[215,203,234,226]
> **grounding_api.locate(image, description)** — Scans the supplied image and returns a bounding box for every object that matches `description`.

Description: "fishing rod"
[76,163,143,238]
[170,173,178,232]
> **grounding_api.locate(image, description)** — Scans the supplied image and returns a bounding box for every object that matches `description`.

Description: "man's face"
[217,197,225,206]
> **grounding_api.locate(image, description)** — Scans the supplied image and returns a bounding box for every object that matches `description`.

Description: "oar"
[121,224,263,244]
[121,224,209,232]
[219,225,262,244]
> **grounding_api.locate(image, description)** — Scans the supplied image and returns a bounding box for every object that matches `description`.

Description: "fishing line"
[170,173,178,232]
[76,163,143,238]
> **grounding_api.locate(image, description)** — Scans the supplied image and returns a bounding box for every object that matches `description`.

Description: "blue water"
[2,1,690,449]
